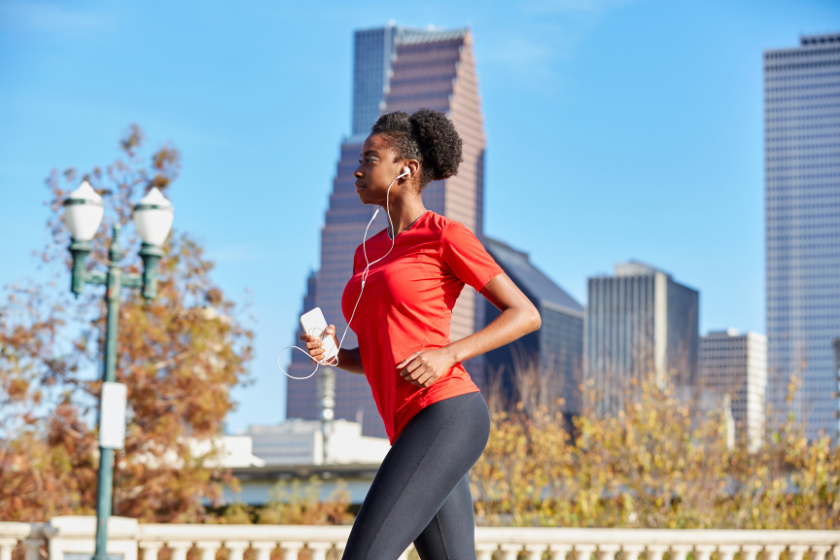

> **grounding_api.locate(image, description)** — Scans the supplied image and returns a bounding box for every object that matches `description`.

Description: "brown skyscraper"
[286,25,487,438]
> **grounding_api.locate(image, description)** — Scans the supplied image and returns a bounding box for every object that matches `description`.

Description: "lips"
[355,183,366,193]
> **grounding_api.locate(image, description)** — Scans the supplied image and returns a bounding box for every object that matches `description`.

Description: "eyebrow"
[361,150,380,157]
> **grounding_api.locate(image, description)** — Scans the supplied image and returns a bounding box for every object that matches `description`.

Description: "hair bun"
[409,108,463,182]
[371,108,463,190]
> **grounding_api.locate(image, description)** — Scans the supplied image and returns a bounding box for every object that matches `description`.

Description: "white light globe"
[133,187,174,246]
[63,181,104,241]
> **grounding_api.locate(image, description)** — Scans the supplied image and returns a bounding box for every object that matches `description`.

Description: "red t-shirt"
[341,211,503,444]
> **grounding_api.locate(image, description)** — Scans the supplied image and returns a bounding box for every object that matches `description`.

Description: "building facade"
[285,24,488,437]
[585,261,699,415]
[481,237,584,417]
[764,33,840,440]
[700,329,768,451]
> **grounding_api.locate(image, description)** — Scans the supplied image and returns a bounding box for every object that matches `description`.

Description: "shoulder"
[433,215,477,246]
[422,212,469,240]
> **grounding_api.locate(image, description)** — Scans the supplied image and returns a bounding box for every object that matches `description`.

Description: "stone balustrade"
[0,517,837,560]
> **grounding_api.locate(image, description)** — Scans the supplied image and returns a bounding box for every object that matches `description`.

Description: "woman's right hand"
[301,324,337,365]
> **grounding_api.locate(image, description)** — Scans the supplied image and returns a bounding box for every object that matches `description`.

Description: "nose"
[354,168,363,178]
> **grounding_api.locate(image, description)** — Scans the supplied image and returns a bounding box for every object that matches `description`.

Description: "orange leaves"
[0,125,253,523]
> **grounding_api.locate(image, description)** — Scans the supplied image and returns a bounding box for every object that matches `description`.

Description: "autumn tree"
[472,371,840,529]
[0,125,254,522]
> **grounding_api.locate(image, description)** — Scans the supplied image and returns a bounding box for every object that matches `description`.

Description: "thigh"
[413,474,476,560]
[342,392,490,560]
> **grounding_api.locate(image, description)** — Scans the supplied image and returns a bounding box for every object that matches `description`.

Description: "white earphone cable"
[277,170,407,380]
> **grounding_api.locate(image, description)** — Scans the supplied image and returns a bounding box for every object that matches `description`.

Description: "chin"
[357,191,376,205]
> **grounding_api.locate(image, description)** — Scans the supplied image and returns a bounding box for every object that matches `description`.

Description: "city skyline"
[0,1,837,431]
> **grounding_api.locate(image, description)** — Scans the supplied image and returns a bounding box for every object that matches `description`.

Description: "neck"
[384,194,427,238]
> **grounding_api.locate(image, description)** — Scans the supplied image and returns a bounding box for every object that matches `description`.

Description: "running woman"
[302,108,541,560]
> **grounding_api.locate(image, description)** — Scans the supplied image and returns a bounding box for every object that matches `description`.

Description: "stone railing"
[1,517,838,560]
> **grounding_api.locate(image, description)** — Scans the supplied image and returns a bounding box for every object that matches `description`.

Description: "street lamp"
[62,182,174,560]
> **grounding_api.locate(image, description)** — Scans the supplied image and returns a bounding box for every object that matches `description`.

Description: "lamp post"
[62,181,174,560]
[317,367,336,465]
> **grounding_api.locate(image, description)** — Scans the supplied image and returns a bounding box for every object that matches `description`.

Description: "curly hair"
[371,108,464,191]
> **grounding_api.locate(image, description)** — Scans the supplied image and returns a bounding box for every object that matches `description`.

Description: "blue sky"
[1,0,838,432]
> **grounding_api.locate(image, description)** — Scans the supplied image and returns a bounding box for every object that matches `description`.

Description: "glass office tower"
[286,24,488,438]
[764,33,840,440]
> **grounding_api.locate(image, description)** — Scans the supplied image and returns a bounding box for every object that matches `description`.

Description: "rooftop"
[800,32,840,46]
[398,27,467,45]
[614,260,672,278]
[482,236,583,317]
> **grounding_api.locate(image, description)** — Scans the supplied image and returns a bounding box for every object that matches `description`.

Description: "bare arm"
[398,273,541,387]
[301,326,365,375]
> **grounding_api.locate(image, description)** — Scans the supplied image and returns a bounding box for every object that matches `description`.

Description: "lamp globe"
[133,187,174,246]
[63,180,104,241]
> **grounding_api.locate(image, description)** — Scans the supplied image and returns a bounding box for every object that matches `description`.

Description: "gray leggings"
[342,392,491,560]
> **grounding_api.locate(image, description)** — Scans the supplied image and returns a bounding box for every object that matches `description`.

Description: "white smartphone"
[300,307,339,364]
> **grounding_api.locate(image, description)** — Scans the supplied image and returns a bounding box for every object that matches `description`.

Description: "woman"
[303,108,541,560]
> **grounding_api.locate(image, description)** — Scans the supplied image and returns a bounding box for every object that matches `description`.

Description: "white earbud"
[277,167,414,380]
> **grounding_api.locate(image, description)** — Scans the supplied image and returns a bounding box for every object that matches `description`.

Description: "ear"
[402,160,420,180]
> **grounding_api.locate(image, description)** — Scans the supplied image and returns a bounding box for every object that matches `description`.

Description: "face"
[353,134,413,205]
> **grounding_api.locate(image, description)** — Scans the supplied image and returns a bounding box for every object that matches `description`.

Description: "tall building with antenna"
[285,24,487,438]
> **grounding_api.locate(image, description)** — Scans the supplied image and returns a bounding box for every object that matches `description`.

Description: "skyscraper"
[700,329,767,452]
[286,24,487,438]
[585,261,699,415]
[481,237,584,416]
[764,33,840,440]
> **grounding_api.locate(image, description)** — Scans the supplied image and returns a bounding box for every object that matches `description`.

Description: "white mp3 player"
[300,307,339,364]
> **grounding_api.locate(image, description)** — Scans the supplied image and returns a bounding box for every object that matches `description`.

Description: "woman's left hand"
[397,347,456,388]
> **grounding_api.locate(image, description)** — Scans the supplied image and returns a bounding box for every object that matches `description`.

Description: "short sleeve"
[441,221,504,291]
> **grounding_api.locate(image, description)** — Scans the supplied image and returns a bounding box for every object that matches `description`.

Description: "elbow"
[527,305,542,333]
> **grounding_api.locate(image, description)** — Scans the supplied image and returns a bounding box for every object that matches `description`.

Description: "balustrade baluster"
[765,545,787,560]
[647,544,670,560]
[741,545,763,560]
[307,543,332,560]
[671,545,694,560]
[224,541,249,560]
[598,544,621,560]
[279,541,303,560]
[622,544,645,560]
[500,543,523,560]
[167,542,193,560]
[811,546,831,560]
[197,541,221,560]
[251,541,276,560]
[477,543,499,560]
[139,541,163,560]
[525,544,549,560]
[574,544,598,560]
[0,538,17,560]
[549,544,573,560]
[333,540,347,560]
[789,546,810,560]
[695,545,717,560]
[719,544,741,560]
